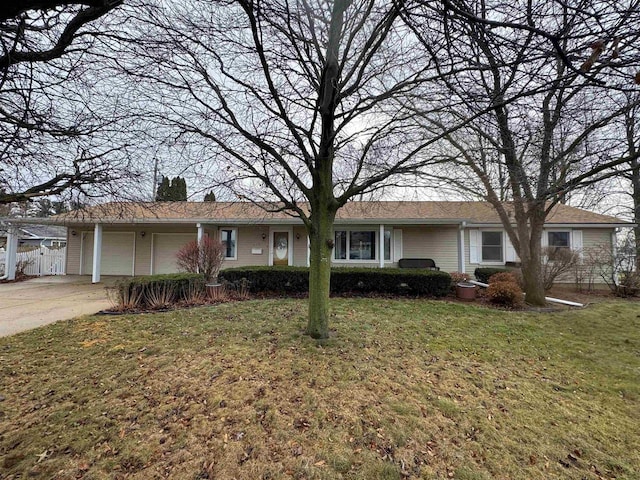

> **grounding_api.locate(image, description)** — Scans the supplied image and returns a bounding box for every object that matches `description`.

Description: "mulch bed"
[98,286,630,316]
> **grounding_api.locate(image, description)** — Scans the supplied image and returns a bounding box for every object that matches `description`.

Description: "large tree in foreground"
[409,0,640,305]
[123,0,456,338]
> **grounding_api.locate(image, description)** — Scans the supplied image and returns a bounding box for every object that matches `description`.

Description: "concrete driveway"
[0,276,114,337]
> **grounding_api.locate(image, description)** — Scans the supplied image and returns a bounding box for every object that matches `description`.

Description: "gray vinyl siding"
[233,225,269,268]
[401,226,459,272]
[65,230,82,275]
[293,226,308,267]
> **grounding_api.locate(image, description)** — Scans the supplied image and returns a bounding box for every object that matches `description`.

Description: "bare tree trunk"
[520,245,546,306]
[301,0,345,339]
[518,216,545,305]
[306,205,337,339]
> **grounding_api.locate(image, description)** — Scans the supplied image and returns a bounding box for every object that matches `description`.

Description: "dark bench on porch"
[398,258,440,271]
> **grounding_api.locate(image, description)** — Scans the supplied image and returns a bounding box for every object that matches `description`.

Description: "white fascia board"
[465,222,632,229]
[333,218,464,226]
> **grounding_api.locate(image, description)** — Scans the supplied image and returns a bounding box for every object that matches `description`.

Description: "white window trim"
[333,227,380,263]
[480,229,505,265]
[219,227,238,261]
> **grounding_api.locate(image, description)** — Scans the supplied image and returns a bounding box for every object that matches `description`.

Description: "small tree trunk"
[306,207,337,339]
[520,221,546,306]
[520,255,546,306]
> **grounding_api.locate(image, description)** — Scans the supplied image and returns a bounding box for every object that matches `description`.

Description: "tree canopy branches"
[0,0,151,205]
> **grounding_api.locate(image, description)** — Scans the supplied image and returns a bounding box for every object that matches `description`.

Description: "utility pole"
[152,157,159,200]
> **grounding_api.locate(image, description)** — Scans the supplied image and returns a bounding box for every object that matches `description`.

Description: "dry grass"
[0,299,638,480]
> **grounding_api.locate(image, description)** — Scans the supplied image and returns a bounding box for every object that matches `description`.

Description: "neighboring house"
[0,224,67,250]
[17,201,624,284]
[0,224,67,278]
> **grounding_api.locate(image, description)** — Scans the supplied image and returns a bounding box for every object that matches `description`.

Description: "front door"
[273,231,289,266]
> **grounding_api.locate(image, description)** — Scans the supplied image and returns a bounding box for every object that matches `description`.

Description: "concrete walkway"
[0,276,114,337]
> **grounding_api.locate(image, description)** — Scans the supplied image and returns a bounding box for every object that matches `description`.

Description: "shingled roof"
[44,201,626,226]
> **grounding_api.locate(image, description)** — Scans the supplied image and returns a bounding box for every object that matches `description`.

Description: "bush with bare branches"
[176,236,225,282]
[589,237,639,297]
[541,247,580,291]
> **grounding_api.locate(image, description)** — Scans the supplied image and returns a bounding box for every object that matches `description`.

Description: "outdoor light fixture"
[140,231,146,237]
[296,233,300,240]
[262,233,267,240]
[71,230,77,236]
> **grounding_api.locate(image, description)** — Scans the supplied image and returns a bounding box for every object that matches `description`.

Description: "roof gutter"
[2,218,632,228]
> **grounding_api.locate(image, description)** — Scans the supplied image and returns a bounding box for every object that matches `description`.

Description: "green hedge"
[219,266,309,293]
[116,273,205,308]
[219,266,451,297]
[474,267,509,284]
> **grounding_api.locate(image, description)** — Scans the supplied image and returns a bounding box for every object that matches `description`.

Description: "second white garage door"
[83,232,135,276]
[152,233,197,274]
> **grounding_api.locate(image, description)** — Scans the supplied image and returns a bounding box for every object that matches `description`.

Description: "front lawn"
[0,300,638,479]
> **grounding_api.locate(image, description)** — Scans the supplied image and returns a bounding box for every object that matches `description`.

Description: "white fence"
[0,246,66,277]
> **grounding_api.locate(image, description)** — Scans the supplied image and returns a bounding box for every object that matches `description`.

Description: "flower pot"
[456,282,476,301]
[206,283,224,300]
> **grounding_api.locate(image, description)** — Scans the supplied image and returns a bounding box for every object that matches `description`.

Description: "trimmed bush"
[488,271,519,284]
[218,266,451,297]
[114,273,206,309]
[474,267,509,283]
[486,280,525,308]
[219,266,309,293]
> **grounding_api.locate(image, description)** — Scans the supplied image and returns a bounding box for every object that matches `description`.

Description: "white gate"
[14,246,66,276]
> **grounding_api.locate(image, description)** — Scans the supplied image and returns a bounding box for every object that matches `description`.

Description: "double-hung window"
[547,231,570,249]
[220,228,237,260]
[481,231,503,262]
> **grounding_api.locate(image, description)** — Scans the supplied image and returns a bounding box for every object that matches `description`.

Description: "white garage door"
[83,232,135,276]
[152,233,197,274]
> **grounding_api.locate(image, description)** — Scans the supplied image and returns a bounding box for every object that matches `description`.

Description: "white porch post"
[379,224,385,268]
[306,235,310,267]
[92,223,102,283]
[197,223,204,244]
[458,222,466,273]
[5,226,19,281]
[196,223,205,274]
